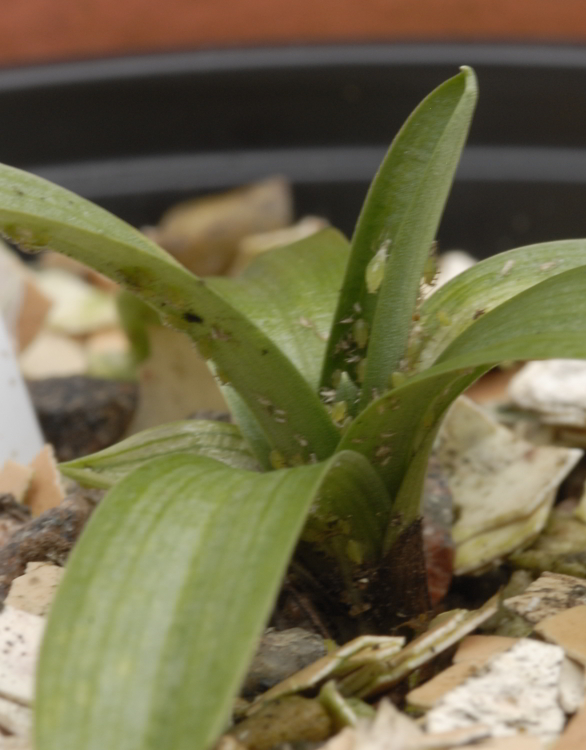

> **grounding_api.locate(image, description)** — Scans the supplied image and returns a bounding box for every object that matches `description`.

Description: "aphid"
[274,416,287,424]
[340,317,354,325]
[211,326,231,341]
[500,259,515,276]
[381,432,395,439]
[375,445,391,458]
[269,450,287,470]
[331,369,342,389]
[257,396,272,407]
[309,453,318,464]
[540,260,557,272]
[436,310,452,326]
[320,388,337,403]
[346,539,364,565]
[473,309,485,320]
[356,358,367,383]
[345,354,361,364]
[365,240,390,294]
[352,319,369,349]
[299,316,312,328]
[295,434,309,447]
[377,403,385,415]
[275,408,287,417]
[330,400,348,424]
[353,302,362,314]
[423,242,438,285]
[390,371,407,389]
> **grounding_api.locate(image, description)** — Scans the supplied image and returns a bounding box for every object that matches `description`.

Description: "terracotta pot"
[2,0,586,68]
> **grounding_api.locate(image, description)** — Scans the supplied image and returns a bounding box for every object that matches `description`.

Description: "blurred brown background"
[3,0,586,66]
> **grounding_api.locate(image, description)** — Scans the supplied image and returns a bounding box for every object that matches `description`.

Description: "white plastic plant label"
[0,315,43,465]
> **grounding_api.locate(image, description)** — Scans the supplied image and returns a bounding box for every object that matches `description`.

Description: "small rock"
[0,605,44,705]
[5,562,64,617]
[241,628,326,698]
[0,462,34,504]
[504,572,586,624]
[25,445,65,517]
[425,639,566,743]
[27,375,138,461]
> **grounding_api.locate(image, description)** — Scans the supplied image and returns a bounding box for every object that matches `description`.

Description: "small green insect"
[365,240,390,294]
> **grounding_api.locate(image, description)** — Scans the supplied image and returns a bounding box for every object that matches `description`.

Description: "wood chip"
[407,662,479,709]
[535,605,586,667]
[0,462,33,504]
[453,635,518,664]
[504,572,586,624]
[24,445,65,517]
[0,605,44,705]
[5,561,64,617]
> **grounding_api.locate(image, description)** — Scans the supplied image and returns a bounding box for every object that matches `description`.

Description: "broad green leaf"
[36,451,389,750]
[210,229,349,390]
[60,420,259,489]
[414,240,586,371]
[432,265,586,371]
[0,164,339,462]
[320,67,477,409]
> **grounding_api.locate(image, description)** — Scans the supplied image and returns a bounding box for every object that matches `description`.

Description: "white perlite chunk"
[425,639,566,743]
[508,359,586,427]
[0,605,45,705]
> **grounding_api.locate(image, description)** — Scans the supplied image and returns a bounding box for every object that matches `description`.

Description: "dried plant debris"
[249,597,497,715]
[229,695,333,750]
[320,700,490,750]
[437,397,582,574]
[425,639,566,743]
[509,359,586,427]
[510,507,586,578]
[241,628,327,699]
[504,572,586,625]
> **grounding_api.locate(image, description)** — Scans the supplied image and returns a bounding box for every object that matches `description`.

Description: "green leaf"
[320,67,477,409]
[432,265,586,370]
[36,451,388,750]
[414,239,586,371]
[210,229,349,390]
[60,420,260,489]
[0,164,339,462]
[340,263,586,548]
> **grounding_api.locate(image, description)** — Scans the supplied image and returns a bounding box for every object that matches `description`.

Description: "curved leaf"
[415,239,586,371]
[210,229,349,390]
[0,164,338,461]
[36,450,389,750]
[60,420,259,489]
[432,265,586,371]
[320,67,477,408]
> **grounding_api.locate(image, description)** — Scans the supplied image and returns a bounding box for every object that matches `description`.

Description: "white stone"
[0,605,45,705]
[425,639,566,743]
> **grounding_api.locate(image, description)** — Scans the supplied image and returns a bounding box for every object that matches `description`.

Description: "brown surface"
[2,1,586,68]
